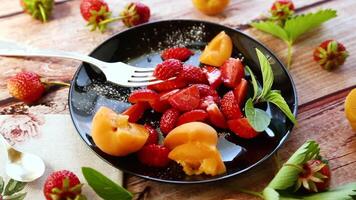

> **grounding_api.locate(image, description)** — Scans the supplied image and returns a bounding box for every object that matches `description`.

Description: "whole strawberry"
[270,0,295,22]
[297,159,331,192]
[313,40,348,71]
[20,0,54,22]
[80,0,111,32]
[153,59,183,80]
[161,47,194,62]
[120,2,150,27]
[43,170,86,200]
[7,72,45,104]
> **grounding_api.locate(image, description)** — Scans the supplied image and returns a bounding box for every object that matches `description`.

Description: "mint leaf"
[256,48,274,99]
[3,180,26,196]
[284,9,337,44]
[4,192,26,200]
[251,21,289,42]
[264,90,297,125]
[268,141,320,190]
[245,66,260,101]
[245,98,271,132]
[0,176,4,194]
[82,167,132,200]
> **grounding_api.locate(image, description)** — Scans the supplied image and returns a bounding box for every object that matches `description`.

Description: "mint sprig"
[82,167,133,200]
[251,9,337,68]
[245,48,297,132]
[0,177,27,200]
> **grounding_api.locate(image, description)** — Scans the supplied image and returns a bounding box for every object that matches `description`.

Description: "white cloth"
[0,114,123,199]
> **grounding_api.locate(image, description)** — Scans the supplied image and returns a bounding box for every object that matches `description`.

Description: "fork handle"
[0,40,105,68]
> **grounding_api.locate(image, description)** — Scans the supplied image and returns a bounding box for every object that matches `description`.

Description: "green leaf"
[3,192,26,200]
[0,176,4,194]
[245,98,271,132]
[268,141,320,190]
[256,48,274,100]
[302,182,356,200]
[284,9,337,43]
[3,180,26,196]
[251,21,289,42]
[82,167,132,200]
[245,66,260,101]
[263,187,280,200]
[264,90,297,124]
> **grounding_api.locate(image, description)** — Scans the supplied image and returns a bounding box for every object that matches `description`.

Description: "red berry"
[147,78,187,92]
[199,95,220,110]
[270,0,295,21]
[206,103,227,129]
[221,58,245,88]
[202,65,223,89]
[153,59,183,80]
[7,71,45,104]
[80,0,110,31]
[137,144,170,167]
[159,89,180,102]
[227,118,258,139]
[21,0,54,22]
[177,65,208,84]
[144,124,159,145]
[298,159,331,192]
[122,102,150,123]
[128,89,159,104]
[177,109,208,126]
[313,40,348,71]
[195,84,220,103]
[120,2,150,27]
[168,85,201,112]
[43,170,85,200]
[221,91,243,120]
[160,108,180,135]
[233,78,248,106]
[161,47,194,62]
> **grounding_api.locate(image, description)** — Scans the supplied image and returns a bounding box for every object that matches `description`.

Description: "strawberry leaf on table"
[82,167,132,200]
[251,9,337,68]
[244,98,271,132]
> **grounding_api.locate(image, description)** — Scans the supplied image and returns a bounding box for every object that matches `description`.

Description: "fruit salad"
[91,31,293,177]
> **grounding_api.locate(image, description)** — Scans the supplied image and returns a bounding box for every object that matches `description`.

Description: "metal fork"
[0,41,161,87]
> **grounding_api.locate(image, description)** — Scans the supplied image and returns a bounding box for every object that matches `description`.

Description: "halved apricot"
[192,0,230,15]
[164,122,218,150]
[345,88,356,130]
[91,107,148,156]
[200,31,233,67]
[168,142,226,176]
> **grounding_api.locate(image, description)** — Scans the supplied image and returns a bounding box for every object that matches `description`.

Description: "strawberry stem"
[38,3,47,22]
[99,14,134,27]
[44,81,70,87]
[235,188,264,199]
[287,41,293,69]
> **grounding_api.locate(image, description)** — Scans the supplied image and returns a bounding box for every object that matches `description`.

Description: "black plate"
[68,20,297,184]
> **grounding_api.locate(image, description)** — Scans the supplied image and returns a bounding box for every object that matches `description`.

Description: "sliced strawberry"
[122,102,149,123]
[202,65,223,89]
[227,118,258,139]
[148,78,187,92]
[221,58,245,88]
[161,47,194,62]
[128,89,158,104]
[153,59,183,80]
[206,103,227,129]
[159,89,180,102]
[137,144,170,167]
[233,78,248,106]
[144,124,159,145]
[168,85,201,112]
[177,109,208,126]
[177,65,208,84]
[149,99,170,113]
[199,95,221,110]
[221,91,243,120]
[160,108,180,135]
[195,84,220,103]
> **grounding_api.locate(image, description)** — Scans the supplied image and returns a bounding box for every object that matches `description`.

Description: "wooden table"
[0,0,355,199]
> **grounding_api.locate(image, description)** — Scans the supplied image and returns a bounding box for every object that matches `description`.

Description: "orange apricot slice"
[164,122,218,150]
[345,88,356,130]
[168,142,226,176]
[200,31,233,67]
[91,106,148,156]
[192,0,230,15]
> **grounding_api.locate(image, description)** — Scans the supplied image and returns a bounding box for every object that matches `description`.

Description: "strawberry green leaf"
[251,21,289,42]
[301,182,356,200]
[245,98,271,132]
[82,167,132,200]
[268,141,320,190]
[264,90,297,124]
[0,176,4,194]
[245,66,260,101]
[4,192,27,200]
[263,187,280,200]
[3,179,26,196]
[256,48,274,100]
[284,9,337,44]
